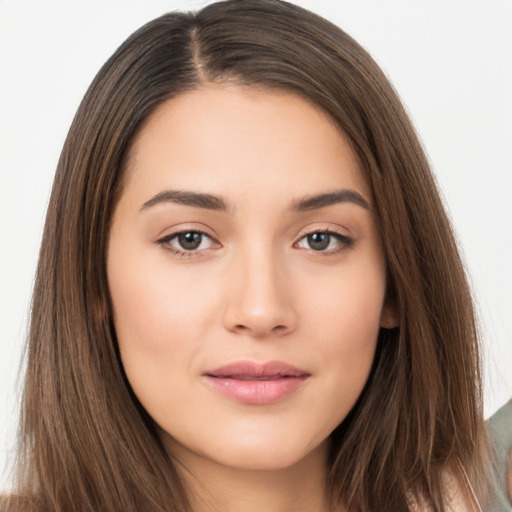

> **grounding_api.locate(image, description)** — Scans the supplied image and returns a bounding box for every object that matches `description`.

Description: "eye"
[295,231,352,253]
[157,230,216,253]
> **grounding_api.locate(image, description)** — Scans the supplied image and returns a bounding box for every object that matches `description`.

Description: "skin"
[107,83,397,512]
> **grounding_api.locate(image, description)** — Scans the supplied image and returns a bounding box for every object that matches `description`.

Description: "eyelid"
[155,225,221,258]
[294,224,350,241]
[154,221,217,241]
[293,225,354,254]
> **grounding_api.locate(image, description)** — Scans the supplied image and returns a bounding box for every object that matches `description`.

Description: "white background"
[1,0,511,489]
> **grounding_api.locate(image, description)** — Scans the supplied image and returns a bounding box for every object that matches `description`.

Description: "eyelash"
[156,229,218,258]
[156,229,354,258]
[294,230,354,256]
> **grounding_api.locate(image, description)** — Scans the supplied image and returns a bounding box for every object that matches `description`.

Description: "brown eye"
[157,230,216,254]
[296,231,353,253]
[307,232,330,251]
[177,232,203,250]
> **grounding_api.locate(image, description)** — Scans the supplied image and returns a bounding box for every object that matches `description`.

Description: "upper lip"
[205,360,310,380]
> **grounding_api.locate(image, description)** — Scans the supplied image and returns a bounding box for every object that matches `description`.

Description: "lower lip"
[204,376,308,405]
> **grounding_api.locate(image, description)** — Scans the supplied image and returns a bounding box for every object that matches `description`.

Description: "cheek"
[303,261,386,398]
[107,248,218,401]
[108,247,216,347]
[307,259,386,341]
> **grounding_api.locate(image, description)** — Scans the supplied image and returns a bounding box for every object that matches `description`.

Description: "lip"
[203,361,310,405]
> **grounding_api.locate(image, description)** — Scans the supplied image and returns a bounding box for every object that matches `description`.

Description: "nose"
[222,246,297,338]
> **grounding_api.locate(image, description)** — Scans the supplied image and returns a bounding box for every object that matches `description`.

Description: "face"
[107,84,396,474]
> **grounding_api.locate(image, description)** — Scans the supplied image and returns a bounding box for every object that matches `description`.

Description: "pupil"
[308,232,330,251]
[178,232,202,250]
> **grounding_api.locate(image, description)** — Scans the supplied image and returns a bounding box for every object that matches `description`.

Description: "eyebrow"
[140,188,370,213]
[291,189,370,211]
[141,190,230,212]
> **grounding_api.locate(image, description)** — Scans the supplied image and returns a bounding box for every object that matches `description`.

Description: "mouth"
[203,361,310,405]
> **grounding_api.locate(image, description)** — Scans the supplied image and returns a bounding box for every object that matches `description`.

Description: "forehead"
[122,83,370,206]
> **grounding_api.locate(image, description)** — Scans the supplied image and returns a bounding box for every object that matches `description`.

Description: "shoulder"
[441,468,483,512]
[409,466,483,512]
[487,399,512,511]
[488,399,512,446]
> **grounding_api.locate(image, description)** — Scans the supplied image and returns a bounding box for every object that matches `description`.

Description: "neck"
[170,441,343,512]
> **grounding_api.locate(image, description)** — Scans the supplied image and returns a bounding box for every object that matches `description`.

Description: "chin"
[166,427,329,474]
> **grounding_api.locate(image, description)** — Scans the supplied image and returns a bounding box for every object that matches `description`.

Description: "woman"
[2,1,489,510]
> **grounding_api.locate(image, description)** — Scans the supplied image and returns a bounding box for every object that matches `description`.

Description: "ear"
[380,301,399,329]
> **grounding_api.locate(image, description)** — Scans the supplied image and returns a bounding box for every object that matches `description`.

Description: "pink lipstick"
[204,361,309,405]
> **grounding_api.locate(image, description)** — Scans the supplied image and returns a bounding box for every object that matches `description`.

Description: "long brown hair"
[5,1,487,510]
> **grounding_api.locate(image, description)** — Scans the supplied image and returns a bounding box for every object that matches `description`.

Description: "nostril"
[231,323,289,336]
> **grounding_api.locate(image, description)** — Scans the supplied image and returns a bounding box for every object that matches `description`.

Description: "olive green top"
[487,399,512,512]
